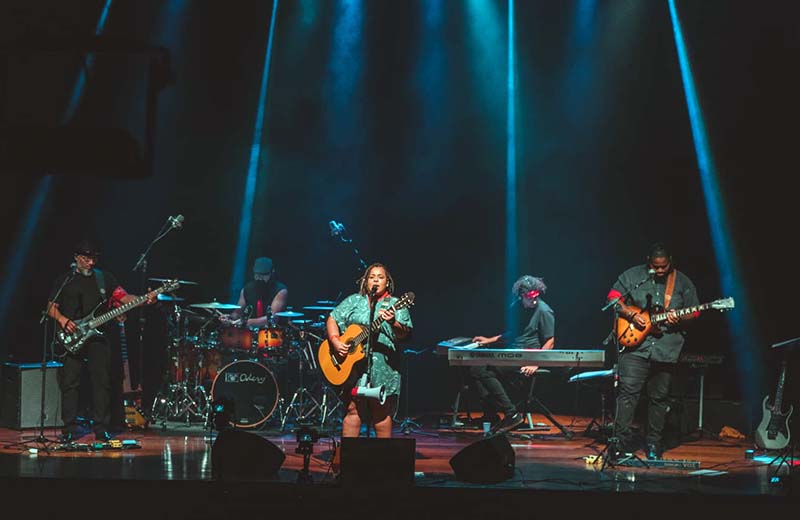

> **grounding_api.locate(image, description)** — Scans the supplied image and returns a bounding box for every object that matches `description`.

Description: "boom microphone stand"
[13,268,77,451]
[132,215,183,395]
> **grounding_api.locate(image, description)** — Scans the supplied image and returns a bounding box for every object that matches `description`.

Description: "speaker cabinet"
[0,362,63,429]
[449,433,515,483]
[211,428,286,480]
[341,437,416,486]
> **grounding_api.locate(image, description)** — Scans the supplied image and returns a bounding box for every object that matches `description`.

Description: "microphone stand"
[131,218,179,396]
[331,221,367,273]
[598,273,651,471]
[363,288,379,437]
[20,270,76,450]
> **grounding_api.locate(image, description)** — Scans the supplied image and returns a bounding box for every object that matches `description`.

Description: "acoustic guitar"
[615,297,734,349]
[317,292,415,386]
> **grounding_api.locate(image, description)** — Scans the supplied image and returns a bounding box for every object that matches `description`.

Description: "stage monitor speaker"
[340,437,416,486]
[449,433,515,483]
[211,428,286,480]
[0,362,63,429]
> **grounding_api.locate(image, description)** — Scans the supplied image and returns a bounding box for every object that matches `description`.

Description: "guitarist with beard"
[326,263,412,440]
[47,239,156,443]
[607,242,700,460]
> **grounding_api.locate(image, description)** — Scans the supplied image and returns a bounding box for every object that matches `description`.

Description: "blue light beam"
[229,0,279,302]
[668,0,761,406]
[505,0,518,334]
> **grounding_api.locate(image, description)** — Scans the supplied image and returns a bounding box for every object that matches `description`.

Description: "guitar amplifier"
[0,362,64,429]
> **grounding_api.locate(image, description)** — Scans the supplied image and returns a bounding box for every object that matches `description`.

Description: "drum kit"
[148,280,342,432]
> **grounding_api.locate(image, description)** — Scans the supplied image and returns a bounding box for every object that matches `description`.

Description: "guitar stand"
[769,440,797,478]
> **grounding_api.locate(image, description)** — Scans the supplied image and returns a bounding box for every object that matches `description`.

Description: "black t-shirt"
[506,299,556,349]
[242,278,287,317]
[49,269,121,325]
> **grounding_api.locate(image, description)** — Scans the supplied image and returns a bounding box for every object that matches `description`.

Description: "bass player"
[47,239,156,443]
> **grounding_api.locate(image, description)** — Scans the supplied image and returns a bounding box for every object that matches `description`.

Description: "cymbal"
[149,278,199,286]
[303,305,335,311]
[316,300,337,305]
[189,302,240,310]
[157,294,185,302]
[273,311,304,318]
[291,319,314,326]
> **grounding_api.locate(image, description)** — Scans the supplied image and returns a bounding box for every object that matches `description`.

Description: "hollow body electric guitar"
[318,292,415,387]
[56,280,180,354]
[615,297,735,350]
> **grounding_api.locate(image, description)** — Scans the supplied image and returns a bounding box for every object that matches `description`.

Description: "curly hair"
[356,262,395,296]
[511,275,547,298]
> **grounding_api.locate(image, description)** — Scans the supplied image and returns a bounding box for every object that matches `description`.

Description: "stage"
[1,413,796,519]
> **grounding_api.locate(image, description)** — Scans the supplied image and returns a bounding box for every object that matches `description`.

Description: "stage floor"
[1,413,797,519]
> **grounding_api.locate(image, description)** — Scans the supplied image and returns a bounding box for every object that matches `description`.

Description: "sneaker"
[491,412,525,434]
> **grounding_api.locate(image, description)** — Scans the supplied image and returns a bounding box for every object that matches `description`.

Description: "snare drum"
[209,360,279,429]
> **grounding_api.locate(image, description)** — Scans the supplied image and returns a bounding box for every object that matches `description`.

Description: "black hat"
[74,239,101,257]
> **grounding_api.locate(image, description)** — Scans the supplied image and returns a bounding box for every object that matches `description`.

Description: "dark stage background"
[0,0,798,425]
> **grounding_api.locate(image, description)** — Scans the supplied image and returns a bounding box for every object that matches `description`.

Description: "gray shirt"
[610,265,699,363]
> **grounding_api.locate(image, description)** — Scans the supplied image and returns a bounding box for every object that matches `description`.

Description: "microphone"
[648,268,656,277]
[328,220,341,237]
[350,384,386,405]
[370,285,378,297]
[70,262,77,272]
[168,214,184,230]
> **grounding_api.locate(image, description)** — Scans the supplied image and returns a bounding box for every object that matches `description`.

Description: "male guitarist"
[47,239,156,443]
[607,242,699,460]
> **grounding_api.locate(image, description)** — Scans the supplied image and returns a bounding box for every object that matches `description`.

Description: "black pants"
[469,365,520,417]
[59,340,111,433]
[614,353,674,447]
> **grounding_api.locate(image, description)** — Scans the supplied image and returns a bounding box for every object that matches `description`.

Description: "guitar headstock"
[712,297,735,311]
[394,292,416,311]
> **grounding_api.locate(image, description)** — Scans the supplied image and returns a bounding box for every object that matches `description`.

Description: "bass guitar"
[755,359,793,450]
[56,280,180,354]
[615,297,734,349]
[317,292,415,386]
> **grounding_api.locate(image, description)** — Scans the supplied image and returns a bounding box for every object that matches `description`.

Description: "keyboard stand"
[513,371,572,439]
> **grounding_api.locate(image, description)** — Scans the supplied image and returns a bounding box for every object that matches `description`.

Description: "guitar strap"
[93,268,107,303]
[663,269,677,309]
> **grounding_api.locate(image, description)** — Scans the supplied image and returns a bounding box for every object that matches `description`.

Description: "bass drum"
[210,360,279,429]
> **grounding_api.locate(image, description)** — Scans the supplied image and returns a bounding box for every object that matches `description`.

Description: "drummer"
[222,257,288,328]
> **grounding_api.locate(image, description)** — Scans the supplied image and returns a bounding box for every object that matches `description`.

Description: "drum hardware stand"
[281,339,324,431]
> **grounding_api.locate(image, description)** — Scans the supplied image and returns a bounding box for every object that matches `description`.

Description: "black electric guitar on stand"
[755,359,793,450]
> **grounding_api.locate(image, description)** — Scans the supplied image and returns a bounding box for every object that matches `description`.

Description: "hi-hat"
[316,300,337,305]
[149,277,199,286]
[303,305,335,311]
[189,302,240,310]
[157,294,185,302]
[273,311,304,318]
[291,319,314,326]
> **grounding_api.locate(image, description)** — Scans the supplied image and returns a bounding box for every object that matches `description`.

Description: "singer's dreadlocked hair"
[511,275,547,298]
[357,262,395,296]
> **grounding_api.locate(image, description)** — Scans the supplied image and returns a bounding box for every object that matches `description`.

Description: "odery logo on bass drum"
[223,372,267,384]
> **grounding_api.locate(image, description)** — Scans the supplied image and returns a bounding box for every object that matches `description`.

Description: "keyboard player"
[469,275,555,434]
